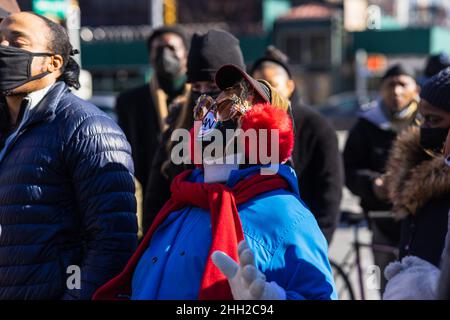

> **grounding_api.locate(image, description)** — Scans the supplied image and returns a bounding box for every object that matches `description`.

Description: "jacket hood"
[385,126,450,218]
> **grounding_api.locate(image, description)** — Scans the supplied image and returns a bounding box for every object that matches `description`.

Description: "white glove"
[211,240,286,300]
[383,256,440,300]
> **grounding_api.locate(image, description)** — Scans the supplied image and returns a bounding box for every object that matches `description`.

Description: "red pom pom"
[240,103,294,164]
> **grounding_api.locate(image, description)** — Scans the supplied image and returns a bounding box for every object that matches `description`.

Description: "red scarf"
[93,169,289,300]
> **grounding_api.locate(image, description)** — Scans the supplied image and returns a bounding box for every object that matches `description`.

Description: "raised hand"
[212,240,286,300]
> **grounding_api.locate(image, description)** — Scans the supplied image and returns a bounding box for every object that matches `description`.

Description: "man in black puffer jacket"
[0,12,137,299]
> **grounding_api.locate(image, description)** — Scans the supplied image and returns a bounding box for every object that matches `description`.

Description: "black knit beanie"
[424,53,450,78]
[420,67,450,113]
[187,29,245,83]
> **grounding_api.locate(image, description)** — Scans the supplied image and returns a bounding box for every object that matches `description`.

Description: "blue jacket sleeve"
[267,212,338,300]
[62,113,138,299]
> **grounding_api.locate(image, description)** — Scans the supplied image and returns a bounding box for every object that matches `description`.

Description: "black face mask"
[420,127,449,154]
[154,46,182,80]
[0,45,53,95]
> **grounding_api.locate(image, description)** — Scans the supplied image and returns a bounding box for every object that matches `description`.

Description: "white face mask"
[203,153,243,184]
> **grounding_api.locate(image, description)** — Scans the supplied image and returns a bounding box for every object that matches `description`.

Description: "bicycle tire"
[330,259,356,300]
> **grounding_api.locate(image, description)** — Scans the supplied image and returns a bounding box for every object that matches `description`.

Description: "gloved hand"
[383,256,440,300]
[211,240,286,300]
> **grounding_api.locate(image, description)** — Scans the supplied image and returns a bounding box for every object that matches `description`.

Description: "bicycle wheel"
[330,260,356,300]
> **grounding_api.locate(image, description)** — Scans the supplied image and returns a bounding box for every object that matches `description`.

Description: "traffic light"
[164,0,177,25]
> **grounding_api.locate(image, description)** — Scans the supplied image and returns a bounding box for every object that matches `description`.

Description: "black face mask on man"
[0,45,53,95]
[154,46,182,80]
[420,127,450,154]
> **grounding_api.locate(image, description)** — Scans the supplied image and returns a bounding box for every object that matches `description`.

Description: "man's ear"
[47,54,64,73]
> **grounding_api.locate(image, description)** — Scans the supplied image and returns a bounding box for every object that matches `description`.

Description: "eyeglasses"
[193,80,255,122]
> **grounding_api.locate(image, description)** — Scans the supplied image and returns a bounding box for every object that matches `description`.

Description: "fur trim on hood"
[385,126,450,219]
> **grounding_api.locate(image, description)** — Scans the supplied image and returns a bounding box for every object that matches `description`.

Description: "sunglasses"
[193,80,255,122]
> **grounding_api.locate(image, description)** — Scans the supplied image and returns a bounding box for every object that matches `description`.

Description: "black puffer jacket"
[0,82,138,300]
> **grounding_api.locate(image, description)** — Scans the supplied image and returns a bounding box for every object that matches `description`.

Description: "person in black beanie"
[344,63,420,294]
[384,66,450,267]
[382,68,450,299]
[142,29,246,233]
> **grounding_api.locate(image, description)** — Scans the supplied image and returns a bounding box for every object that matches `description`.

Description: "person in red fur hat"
[93,64,337,300]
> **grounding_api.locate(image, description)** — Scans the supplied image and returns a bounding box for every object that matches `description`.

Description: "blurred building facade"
[344,0,450,104]
[18,0,450,104]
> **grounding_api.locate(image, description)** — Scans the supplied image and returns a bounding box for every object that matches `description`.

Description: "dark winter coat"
[142,93,194,233]
[291,99,343,243]
[115,82,161,194]
[385,127,450,267]
[0,82,137,300]
[343,103,405,242]
[116,78,189,195]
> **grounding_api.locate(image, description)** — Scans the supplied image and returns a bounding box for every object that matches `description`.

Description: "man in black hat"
[142,29,247,233]
[344,64,420,294]
[115,26,190,235]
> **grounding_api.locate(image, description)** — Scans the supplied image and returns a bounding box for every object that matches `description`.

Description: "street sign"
[32,0,69,20]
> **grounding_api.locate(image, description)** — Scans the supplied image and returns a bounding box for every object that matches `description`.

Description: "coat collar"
[0,81,67,130]
[24,81,68,128]
[0,82,69,162]
[385,126,450,218]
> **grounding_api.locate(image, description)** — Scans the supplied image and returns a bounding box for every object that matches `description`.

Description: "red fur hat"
[240,103,294,164]
[189,103,294,166]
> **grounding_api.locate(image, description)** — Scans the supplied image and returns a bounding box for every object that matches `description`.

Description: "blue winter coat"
[0,82,138,300]
[131,165,337,300]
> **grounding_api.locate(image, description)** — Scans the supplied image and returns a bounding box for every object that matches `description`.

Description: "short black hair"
[381,64,415,82]
[146,25,189,52]
[31,12,80,89]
